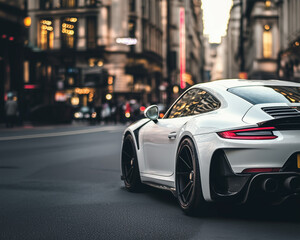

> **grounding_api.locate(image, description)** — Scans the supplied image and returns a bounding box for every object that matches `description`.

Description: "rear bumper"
[210,150,300,204]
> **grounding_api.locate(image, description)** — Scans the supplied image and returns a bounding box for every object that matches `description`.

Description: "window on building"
[128,19,136,37]
[61,17,77,49]
[86,0,96,7]
[38,19,54,50]
[40,0,53,9]
[142,0,146,16]
[60,0,77,8]
[129,0,135,12]
[87,16,97,49]
[263,25,272,58]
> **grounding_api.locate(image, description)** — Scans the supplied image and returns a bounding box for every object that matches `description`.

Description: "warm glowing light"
[106,94,112,100]
[75,88,92,95]
[41,20,52,26]
[9,36,14,41]
[2,34,7,39]
[71,97,80,105]
[264,24,270,31]
[295,42,300,47]
[239,72,248,79]
[24,17,31,27]
[125,112,131,118]
[69,18,78,23]
[97,61,103,67]
[62,29,74,35]
[88,92,94,102]
[55,92,67,101]
[159,113,164,118]
[108,76,114,85]
[108,85,113,92]
[91,112,97,118]
[263,30,272,58]
[74,112,83,118]
[173,86,179,94]
[89,58,95,67]
[265,0,271,7]
[183,73,193,85]
[140,106,146,112]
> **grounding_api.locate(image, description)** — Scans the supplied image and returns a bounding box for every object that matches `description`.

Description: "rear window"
[228,86,300,104]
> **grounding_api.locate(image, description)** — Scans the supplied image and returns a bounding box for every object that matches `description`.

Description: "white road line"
[0,126,124,141]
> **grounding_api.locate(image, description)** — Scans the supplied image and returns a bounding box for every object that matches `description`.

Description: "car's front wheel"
[121,134,143,192]
[176,138,208,216]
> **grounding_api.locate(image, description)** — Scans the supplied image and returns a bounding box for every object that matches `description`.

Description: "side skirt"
[143,181,177,197]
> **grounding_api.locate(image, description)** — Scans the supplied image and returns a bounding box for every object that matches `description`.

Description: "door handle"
[168,132,177,140]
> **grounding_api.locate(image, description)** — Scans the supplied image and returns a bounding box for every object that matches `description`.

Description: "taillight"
[217,127,278,140]
[242,168,280,173]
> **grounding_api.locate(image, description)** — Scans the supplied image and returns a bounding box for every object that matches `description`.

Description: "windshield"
[228,86,300,104]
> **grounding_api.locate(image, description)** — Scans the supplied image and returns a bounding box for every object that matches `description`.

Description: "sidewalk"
[0,121,127,131]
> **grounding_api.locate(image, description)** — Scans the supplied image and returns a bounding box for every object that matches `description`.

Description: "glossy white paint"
[121,79,300,202]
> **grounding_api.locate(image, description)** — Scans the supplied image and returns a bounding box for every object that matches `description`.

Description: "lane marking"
[0,126,125,141]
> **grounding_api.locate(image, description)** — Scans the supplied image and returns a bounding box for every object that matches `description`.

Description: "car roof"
[193,79,300,90]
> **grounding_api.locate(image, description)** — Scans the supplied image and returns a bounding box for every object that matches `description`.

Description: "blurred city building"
[0,0,26,122]
[0,0,206,123]
[210,38,226,81]
[26,0,163,109]
[277,0,300,82]
[223,0,241,79]
[166,0,204,102]
[203,37,214,82]
[239,0,280,79]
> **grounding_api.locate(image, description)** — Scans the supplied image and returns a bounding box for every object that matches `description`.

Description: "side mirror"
[144,105,159,122]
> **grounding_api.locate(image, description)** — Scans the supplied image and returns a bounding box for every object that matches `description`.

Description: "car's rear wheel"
[121,134,143,192]
[176,138,208,216]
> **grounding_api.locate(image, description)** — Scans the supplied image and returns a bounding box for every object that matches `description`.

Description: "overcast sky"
[202,0,233,43]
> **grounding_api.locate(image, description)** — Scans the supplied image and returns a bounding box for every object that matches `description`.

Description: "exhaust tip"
[262,178,278,193]
[284,176,300,192]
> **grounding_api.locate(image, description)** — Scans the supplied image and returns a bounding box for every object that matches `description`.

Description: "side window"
[167,88,220,119]
[167,89,198,118]
[192,89,221,115]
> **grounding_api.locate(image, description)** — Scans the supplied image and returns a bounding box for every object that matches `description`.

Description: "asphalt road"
[0,123,300,240]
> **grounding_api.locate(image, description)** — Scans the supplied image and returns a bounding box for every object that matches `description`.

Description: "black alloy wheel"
[176,138,208,216]
[122,134,142,192]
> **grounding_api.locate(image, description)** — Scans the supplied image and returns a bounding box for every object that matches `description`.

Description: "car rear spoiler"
[258,116,300,130]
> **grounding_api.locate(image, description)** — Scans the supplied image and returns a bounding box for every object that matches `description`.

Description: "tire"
[175,138,208,216]
[121,134,143,192]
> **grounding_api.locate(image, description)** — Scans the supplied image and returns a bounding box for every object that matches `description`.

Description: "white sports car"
[121,79,300,215]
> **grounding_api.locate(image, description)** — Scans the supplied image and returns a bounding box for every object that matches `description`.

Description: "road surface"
[0,124,299,239]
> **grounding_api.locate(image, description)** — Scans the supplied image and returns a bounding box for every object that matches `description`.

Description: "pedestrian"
[101,102,111,124]
[5,93,18,128]
[110,102,117,124]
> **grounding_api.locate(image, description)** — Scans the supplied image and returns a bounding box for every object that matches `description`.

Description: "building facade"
[276,0,300,82]
[240,0,280,79]
[27,0,163,109]
[0,0,26,122]
[223,0,241,79]
[167,0,204,99]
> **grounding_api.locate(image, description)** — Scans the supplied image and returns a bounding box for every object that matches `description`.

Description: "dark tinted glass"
[167,89,220,118]
[228,86,300,104]
[192,89,221,115]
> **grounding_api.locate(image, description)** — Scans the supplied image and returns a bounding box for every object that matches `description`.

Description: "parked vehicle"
[121,79,300,215]
[73,106,98,122]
